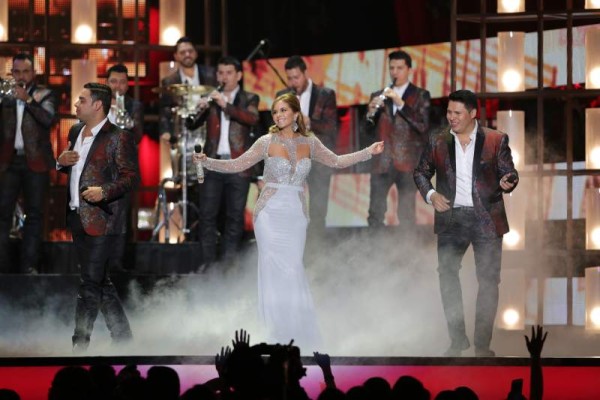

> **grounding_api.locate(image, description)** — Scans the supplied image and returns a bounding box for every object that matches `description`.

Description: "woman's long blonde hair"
[268,92,311,137]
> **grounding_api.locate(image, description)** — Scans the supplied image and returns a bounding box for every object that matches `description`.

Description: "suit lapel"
[445,131,456,173]
[309,85,318,116]
[472,125,485,179]
[82,121,111,173]
[402,83,415,102]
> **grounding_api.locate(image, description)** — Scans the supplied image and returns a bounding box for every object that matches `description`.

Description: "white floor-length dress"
[202,133,371,349]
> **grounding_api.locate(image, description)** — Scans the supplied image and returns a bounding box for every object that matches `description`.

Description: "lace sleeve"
[202,134,269,173]
[311,135,371,169]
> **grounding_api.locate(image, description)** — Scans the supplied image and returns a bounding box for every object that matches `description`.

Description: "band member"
[186,56,259,268]
[57,83,139,352]
[0,53,58,273]
[106,64,144,272]
[414,89,518,357]
[159,36,216,141]
[276,55,338,236]
[106,64,144,143]
[367,50,430,229]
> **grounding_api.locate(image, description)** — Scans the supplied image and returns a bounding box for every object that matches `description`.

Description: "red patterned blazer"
[60,121,139,236]
[0,84,58,172]
[413,125,518,236]
[188,89,259,177]
[368,82,431,173]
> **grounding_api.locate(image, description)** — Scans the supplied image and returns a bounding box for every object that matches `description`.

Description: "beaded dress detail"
[201,133,371,348]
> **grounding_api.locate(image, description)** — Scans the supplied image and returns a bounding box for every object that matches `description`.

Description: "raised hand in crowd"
[215,345,231,378]
[232,328,250,349]
[525,325,548,400]
[313,351,336,389]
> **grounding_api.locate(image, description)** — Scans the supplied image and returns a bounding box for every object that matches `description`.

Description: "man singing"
[414,89,518,357]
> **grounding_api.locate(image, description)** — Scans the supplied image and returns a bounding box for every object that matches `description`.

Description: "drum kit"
[151,83,215,243]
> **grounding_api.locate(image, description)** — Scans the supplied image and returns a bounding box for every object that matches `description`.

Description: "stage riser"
[0,362,599,400]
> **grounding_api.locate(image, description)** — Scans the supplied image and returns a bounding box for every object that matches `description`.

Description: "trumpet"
[0,78,22,98]
[113,92,134,130]
[366,78,396,126]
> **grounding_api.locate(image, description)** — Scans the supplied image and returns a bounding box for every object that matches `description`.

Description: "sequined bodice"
[264,135,312,186]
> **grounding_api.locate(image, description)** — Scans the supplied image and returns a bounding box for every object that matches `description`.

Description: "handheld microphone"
[194,144,204,184]
[246,39,268,61]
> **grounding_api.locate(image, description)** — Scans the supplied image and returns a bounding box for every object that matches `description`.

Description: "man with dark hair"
[106,64,144,143]
[0,53,58,274]
[57,82,139,352]
[414,89,519,357]
[367,49,431,229]
[187,56,259,268]
[276,55,338,237]
[159,37,216,140]
[106,64,144,273]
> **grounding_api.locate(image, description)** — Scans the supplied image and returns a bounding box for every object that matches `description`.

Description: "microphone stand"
[249,49,288,89]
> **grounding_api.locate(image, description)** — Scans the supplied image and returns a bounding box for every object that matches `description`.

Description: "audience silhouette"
[2,326,550,399]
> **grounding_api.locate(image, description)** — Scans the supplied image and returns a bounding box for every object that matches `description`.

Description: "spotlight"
[503,308,520,327]
[591,307,600,327]
[502,69,523,92]
[74,24,94,43]
[504,229,521,248]
[161,26,181,46]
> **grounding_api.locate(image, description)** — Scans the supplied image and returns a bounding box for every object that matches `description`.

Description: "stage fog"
[2,224,599,358]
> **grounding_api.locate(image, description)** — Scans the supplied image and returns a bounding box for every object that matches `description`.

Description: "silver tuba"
[113,92,134,129]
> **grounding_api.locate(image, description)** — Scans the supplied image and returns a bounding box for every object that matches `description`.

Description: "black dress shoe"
[475,348,496,357]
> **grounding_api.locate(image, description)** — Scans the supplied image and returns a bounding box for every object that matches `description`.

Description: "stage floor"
[1,355,600,399]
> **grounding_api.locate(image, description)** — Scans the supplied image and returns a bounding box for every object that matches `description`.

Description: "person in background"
[0,53,58,274]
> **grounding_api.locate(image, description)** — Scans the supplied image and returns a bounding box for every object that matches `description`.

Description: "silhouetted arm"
[313,352,336,389]
[526,325,548,400]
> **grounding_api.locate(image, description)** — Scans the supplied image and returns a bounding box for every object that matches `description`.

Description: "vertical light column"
[586,109,600,169]
[71,0,97,43]
[159,0,185,46]
[497,110,525,249]
[586,28,600,89]
[0,0,7,42]
[71,60,97,113]
[586,188,600,249]
[496,268,526,330]
[159,61,180,181]
[497,0,524,13]
[497,110,525,169]
[585,267,600,330]
[585,0,600,9]
[497,32,525,92]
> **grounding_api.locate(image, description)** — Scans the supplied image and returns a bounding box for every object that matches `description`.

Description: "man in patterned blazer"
[414,89,518,357]
[367,50,431,229]
[276,55,338,235]
[57,83,139,352]
[0,53,58,273]
[186,56,259,267]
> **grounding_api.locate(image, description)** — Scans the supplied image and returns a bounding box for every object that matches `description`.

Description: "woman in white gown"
[193,93,383,349]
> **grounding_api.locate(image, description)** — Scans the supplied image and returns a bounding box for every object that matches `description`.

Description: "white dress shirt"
[216,85,240,157]
[392,81,409,115]
[426,121,478,207]
[14,99,26,151]
[298,79,313,117]
[67,118,108,209]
